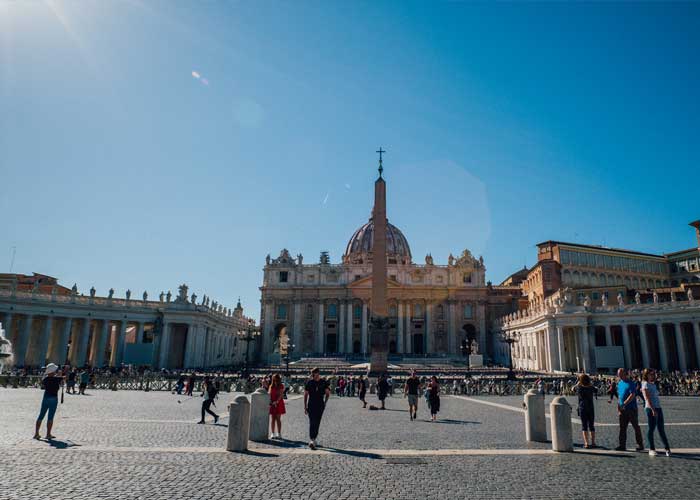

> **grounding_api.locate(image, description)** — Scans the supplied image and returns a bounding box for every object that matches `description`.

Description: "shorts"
[37,397,58,422]
[580,409,595,432]
[407,395,419,406]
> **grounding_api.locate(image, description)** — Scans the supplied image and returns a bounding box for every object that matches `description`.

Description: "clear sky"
[1,1,699,320]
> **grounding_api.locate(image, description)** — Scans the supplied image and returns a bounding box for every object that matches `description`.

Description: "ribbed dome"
[344,217,412,264]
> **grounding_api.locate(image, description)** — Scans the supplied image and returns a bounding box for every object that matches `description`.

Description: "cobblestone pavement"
[2,388,700,500]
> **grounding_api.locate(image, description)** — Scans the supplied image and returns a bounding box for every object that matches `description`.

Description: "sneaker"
[614,446,626,452]
[636,447,645,452]
[649,450,657,457]
[197,420,205,424]
[214,415,219,424]
[665,450,671,457]
[309,441,316,450]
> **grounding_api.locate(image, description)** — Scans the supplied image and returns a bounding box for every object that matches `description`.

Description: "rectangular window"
[354,305,362,319]
[327,303,337,319]
[390,274,397,281]
[306,275,314,282]
[592,292,600,300]
[436,276,444,283]
[463,274,472,284]
[560,250,570,265]
[276,304,288,319]
[414,304,423,317]
[463,304,473,319]
[279,271,288,283]
[354,275,361,281]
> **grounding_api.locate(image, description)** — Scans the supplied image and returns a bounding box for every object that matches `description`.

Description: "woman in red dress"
[269,373,286,439]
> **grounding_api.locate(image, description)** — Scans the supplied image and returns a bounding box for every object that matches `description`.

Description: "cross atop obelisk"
[369,148,389,375]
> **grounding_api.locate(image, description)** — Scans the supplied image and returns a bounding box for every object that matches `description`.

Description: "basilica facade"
[258,179,522,364]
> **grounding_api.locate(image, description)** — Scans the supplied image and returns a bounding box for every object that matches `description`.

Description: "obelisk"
[369,148,389,375]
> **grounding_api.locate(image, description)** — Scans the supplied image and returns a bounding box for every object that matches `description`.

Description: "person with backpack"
[198,377,219,424]
[573,373,598,448]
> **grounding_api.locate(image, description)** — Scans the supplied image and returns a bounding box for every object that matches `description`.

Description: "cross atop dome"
[376,147,386,178]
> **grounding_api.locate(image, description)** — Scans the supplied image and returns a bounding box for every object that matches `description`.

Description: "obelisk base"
[368,350,388,377]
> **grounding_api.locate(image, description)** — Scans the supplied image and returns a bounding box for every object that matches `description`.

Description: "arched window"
[327,303,337,319]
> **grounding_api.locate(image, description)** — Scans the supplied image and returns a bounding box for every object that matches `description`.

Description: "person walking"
[269,373,286,439]
[197,377,219,424]
[377,374,389,410]
[615,368,644,452]
[358,375,367,408]
[573,373,598,448]
[78,369,90,395]
[185,375,195,396]
[304,368,330,450]
[34,363,63,440]
[641,369,672,457]
[404,370,422,421]
[66,368,76,395]
[428,376,440,421]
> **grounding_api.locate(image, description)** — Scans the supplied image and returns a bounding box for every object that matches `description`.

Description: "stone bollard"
[550,396,573,452]
[226,395,251,452]
[248,388,269,442]
[524,389,547,442]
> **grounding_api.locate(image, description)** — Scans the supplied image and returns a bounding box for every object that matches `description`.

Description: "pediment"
[348,276,402,288]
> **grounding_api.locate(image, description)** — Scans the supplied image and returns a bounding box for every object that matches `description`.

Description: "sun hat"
[44,363,59,375]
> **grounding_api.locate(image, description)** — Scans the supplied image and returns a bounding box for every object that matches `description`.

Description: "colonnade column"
[184,323,196,367]
[112,320,128,368]
[338,301,346,354]
[656,323,669,372]
[673,322,688,372]
[34,316,53,367]
[316,302,325,353]
[397,302,404,354]
[76,318,91,367]
[361,302,368,354]
[13,314,34,366]
[346,303,353,353]
[135,322,144,344]
[556,326,565,371]
[579,326,590,373]
[1,313,12,338]
[621,324,632,369]
[639,324,650,369]
[425,303,433,354]
[94,320,110,367]
[49,317,72,365]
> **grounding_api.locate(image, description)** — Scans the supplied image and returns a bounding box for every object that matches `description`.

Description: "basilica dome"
[344,217,412,264]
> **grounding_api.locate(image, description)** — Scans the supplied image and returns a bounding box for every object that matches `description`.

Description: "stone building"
[495,221,700,373]
[258,169,521,364]
[0,281,253,370]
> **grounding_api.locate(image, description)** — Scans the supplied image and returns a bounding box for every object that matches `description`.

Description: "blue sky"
[1,1,698,320]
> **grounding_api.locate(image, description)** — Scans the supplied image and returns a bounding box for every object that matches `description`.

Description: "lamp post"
[460,338,472,376]
[500,330,519,381]
[237,318,260,378]
[282,342,295,377]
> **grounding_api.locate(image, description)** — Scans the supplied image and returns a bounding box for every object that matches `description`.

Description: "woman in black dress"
[358,375,367,408]
[428,376,440,421]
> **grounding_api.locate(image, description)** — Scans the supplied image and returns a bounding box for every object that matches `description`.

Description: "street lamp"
[237,318,260,377]
[460,338,472,376]
[282,342,295,377]
[500,330,519,381]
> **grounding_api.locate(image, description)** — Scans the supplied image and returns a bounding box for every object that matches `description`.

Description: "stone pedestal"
[249,388,269,442]
[550,396,573,452]
[468,354,484,368]
[524,389,547,442]
[226,395,250,452]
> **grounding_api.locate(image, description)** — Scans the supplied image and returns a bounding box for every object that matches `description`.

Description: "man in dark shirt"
[304,368,330,450]
[34,363,63,440]
[404,370,422,421]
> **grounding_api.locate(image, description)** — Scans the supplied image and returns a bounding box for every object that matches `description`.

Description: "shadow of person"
[266,439,308,449]
[436,419,481,425]
[316,446,382,460]
[46,439,81,450]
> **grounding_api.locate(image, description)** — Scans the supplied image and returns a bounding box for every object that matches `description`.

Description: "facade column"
[556,326,565,371]
[94,320,110,367]
[425,303,433,354]
[639,324,650,369]
[49,317,72,365]
[447,301,456,355]
[673,322,688,372]
[545,327,555,372]
[579,326,590,373]
[397,302,404,354]
[316,302,325,353]
[406,303,413,354]
[111,320,128,367]
[477,302,487,361]
[604,324,612,347]
[346,303,354,353]
[262,302,274,361]
[13,314,34,367]
[693,322,700,374]
[76,318,91,367]
[33,316,53,367]
[293,301,302,353]
[656,323,669,372]
[361,302,368,354]
[621,324,632,369]
[338,301,346,354]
